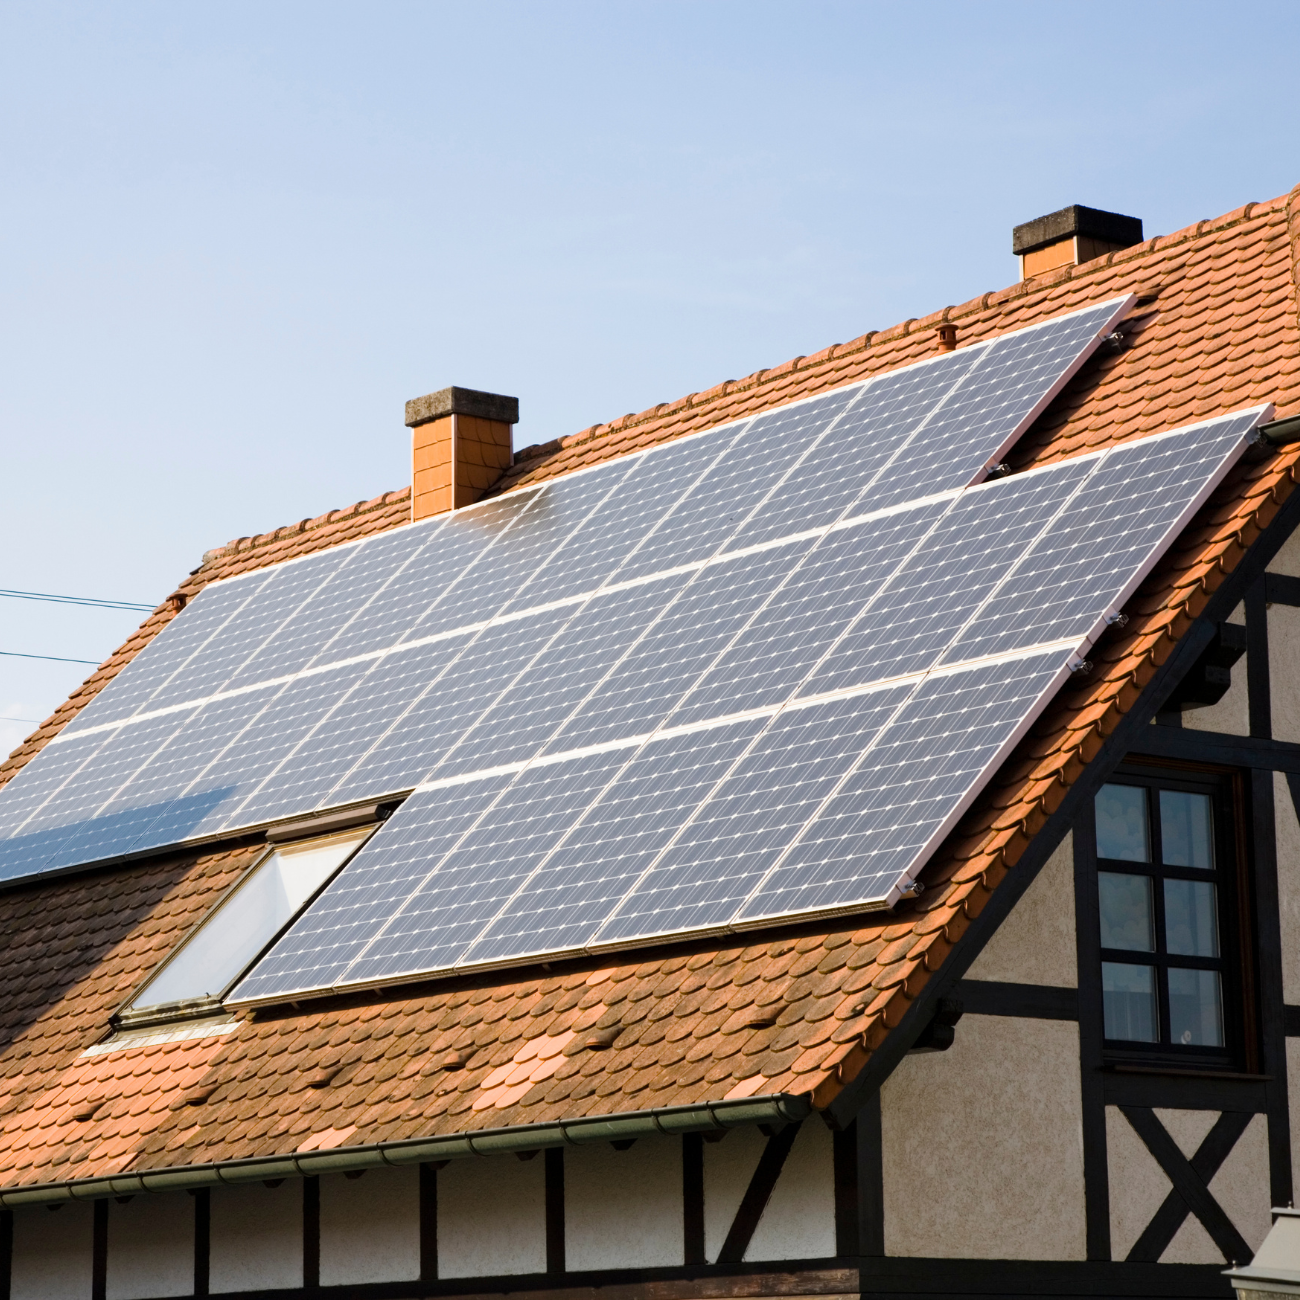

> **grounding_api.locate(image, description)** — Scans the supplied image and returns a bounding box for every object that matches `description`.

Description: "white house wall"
[10,1203,93,1300]
[437,1151,546,1277]
[319,1166,420,1287]
[566,1136,682,1269]
[209,1182,303,1294]
[105,1192,192,1300]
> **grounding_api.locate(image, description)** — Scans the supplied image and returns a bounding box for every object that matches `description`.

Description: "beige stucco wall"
[10,1202,93,1300]
[1105,1106,1270,1263]
[1273,771,1300,1003]
[319,1166,420,1286]
[881,1014,1085,1259]
[437,1152,546,1277]
[1270,602,1300,746]
[566,1136,682,1269]
[1268,529,1300,580]
[1184,605,1249,735]
[105,1192,193,1300]
[209,1182,302,1294]
[966,833,1076,986]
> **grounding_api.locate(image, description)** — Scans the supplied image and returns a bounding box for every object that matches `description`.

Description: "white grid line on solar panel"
[396,634,1085,793]
[2,400,1258,878]
[46,485,972,746]
[228,643,1072,1002]
[60,295,1130,739]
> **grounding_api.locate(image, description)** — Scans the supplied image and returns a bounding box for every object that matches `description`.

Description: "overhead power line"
[0,650,99,665]
[0,588,154,612]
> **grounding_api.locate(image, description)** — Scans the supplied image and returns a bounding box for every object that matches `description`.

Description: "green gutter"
[0,1094,811,1208]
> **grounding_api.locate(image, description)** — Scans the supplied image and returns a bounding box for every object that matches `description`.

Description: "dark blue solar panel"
[593,686,913,946]
[230,773,513,1001]
[737,650,1069,921]
[668,498,952,724]
[946,412,1261,664]
[465,718,768,965]
[544,539,816,753]
[342,749,636,986]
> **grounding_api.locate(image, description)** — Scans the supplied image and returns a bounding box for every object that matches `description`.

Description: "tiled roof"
[0,185,1298,1191]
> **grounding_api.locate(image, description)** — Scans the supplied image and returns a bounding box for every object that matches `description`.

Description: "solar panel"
[230,404,1266,1003]
[0,296,1138,896]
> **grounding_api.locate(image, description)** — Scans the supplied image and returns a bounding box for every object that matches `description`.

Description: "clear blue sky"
[4,0,1299,755]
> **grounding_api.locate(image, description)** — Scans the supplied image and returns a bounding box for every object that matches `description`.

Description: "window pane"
[1168,967,1224,1047]
[1159,790,1214,869]
[1164,879,1219,957]
[1098,873,1155,952]
[1096,784,1150,861]
[1102,962,1159,1041]
[130,828,371,1008]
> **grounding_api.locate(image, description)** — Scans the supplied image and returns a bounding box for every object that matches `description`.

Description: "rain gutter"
[0,1093,811,1208]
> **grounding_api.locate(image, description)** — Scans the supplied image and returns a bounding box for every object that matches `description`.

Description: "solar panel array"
[0,295,1263,1004]
[0,296,1130,888]
[228,406,1262,1001]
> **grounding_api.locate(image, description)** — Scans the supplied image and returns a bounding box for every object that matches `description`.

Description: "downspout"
[0,1093,810,1208]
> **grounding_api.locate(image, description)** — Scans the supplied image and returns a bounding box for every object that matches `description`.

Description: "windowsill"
[113,994,226,1031]
[1104,1062,1270,1081]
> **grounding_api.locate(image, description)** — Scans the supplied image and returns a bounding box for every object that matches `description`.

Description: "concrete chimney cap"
[405,386,519,429]
[1012,205,1143,256]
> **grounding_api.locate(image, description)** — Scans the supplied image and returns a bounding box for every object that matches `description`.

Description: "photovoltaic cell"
[230,774,512,1001]
[946,412,1263,664]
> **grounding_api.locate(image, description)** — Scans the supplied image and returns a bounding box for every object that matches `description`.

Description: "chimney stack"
[404,386,519,520]
[1013,205,1143,280]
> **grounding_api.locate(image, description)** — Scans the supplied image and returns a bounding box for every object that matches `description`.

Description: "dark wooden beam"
[954,980,1078,1020]
[717,1122,801,1264]
[303,1176,320,1292]
[544,1148,565,1275]
[1126,1110,1252,1263]
[1120,1107,1251,1265]
[91,1198,107,1300]
[193,1187,210,1298]
[682,1134,705,1266]
[419,1164,438,1283]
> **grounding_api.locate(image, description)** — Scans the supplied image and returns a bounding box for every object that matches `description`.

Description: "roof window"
[117,825,374,1027]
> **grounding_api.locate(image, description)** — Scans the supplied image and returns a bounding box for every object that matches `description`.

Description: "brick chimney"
[1013,205,1143,280]
[404,386,519,520]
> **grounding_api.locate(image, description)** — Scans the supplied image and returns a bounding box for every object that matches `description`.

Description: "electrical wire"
[0,650,99,665]
[0,588,153,612]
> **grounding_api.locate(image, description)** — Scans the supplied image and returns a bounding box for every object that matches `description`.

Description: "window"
[122,826,372,1022]
[1092,767,1252,1068]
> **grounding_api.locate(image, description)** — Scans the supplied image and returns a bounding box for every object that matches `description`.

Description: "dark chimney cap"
[405,386,519,428]
[1012,205,1143,256]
